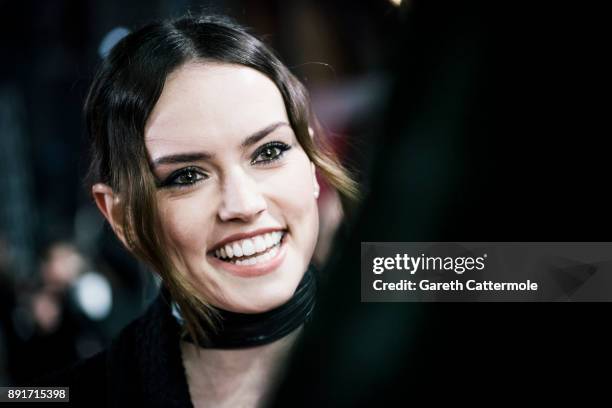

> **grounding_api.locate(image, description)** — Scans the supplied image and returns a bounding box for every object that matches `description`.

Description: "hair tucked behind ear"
[85,14,359,345]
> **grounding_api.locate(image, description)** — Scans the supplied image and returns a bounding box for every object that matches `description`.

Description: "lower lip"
[208,235,288,278]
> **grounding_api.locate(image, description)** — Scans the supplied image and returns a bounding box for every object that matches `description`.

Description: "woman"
[48,14,357,407]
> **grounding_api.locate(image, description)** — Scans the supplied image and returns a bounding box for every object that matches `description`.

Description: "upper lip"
[209,227,286,253]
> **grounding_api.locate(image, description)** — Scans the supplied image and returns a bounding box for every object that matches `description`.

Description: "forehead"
[145,62,289,158]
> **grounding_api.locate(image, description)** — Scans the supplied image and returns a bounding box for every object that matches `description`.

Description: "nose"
[218,169,267,222]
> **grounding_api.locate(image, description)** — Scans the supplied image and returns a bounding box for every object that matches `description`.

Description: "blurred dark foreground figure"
[272,2,610,406]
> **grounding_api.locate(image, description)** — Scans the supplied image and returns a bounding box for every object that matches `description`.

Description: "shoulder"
[35,349,108,406]
[36,294,172,406]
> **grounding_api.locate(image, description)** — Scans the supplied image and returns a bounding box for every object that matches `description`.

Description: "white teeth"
[253,236,266,252]
[264,233,274,247]
[238,258,251,266]
[241,239,255,256]
[232,242,243,257]
[273,231,282,244]
[227,244,279,265]
[214,231,285,261]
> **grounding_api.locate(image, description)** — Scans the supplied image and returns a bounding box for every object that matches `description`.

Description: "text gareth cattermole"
[372,254,487,275]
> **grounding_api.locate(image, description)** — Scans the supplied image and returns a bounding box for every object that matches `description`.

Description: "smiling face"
[145,62,319,313]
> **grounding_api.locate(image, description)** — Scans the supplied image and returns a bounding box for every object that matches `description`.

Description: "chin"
[225,276,303,314]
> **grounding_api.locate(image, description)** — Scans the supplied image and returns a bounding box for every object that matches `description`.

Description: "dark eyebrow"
[240,121,290,148]
[151,122,290,169]
[151,152,214,168]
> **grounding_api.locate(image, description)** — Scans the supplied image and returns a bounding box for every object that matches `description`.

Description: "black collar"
[172,265,317,348]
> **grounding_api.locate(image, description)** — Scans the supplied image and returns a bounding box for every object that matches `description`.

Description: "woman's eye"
[161,168,207,188]
[252,142,291,165]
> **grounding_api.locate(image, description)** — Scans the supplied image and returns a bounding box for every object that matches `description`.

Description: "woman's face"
[145,62,319,313]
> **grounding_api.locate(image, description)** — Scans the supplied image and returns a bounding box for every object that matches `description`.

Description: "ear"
[92,183,129,248]
[311,162,320,199]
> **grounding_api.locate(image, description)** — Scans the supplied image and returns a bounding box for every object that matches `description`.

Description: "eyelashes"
[251,141,292,166]
[157,166,207,189]
[158,141,292,189]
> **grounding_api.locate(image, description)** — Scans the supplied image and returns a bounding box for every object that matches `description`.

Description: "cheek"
[157,193,215,257]
[284,178,318,224]
[265,157,320,251]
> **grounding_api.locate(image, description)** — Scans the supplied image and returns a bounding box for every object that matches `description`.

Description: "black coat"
[42,291,194,407]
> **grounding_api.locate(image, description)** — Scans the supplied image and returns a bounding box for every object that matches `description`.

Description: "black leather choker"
[171,265,316,348]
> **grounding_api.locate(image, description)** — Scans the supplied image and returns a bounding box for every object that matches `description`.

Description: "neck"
[181,326,302,408]
[174,265,316,407]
